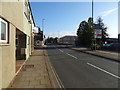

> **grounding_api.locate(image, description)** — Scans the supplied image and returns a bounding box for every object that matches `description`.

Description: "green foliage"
[76,16,108,47]
[90,43,100,50]
[76,17,94,47]
[96,16,109,43]
[46,37,58,43]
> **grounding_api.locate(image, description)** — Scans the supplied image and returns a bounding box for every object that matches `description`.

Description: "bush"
[91,43,100,50]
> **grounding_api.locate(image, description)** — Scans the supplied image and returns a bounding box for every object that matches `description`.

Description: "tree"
[46,37,58,43]
[54,37,58,43]
[76,17,94,47]
[96,16,109,43]
[76,21,86,46]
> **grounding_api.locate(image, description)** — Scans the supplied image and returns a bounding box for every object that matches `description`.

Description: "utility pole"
[42,19,45,45]
[42,19,45,32]
[92,0,93,18]
[92,0,96,50]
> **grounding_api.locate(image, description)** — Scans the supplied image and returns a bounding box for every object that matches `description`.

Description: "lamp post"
[42,19,45,32]
[92,0,93,18]
[42,19,45,45]
[92,0,96,50]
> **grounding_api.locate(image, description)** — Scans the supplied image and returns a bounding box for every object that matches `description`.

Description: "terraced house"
[0,0,35,89]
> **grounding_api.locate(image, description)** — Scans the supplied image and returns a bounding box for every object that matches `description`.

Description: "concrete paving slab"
[8,49,62,89]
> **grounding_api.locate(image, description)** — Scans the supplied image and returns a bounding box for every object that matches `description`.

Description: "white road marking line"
[66,53,78,59]
[59,49,64,52]
[87,62,120,79]
[58,49,78,59]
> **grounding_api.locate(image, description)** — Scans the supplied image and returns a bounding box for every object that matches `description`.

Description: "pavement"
[47,45,119,88]
[8,48,63,89]
[70,47,119,62]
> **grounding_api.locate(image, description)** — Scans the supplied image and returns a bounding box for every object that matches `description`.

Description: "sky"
[30,1,118,38]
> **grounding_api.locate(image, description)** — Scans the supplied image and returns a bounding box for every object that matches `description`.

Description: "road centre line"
[59,49,64,52]
[87,62,120,79]
[58,49,78,59]
[66,53,78,59]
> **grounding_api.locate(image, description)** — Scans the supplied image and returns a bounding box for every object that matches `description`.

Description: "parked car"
[101,43,120,51]
[101,43,112,47]
[108,43,120,48]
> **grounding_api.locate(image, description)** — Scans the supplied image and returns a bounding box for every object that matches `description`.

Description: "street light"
[42,19,45,32]
[42,19,45,45]
[92,0,93,18]
[92,0,96,50]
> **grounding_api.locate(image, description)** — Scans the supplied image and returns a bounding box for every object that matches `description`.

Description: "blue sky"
[30,2,118,38]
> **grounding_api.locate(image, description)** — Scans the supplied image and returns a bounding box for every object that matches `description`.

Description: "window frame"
[16,34,19,47]
[27,36,30,45]
[24,2,30,21]
[0,18,8,42]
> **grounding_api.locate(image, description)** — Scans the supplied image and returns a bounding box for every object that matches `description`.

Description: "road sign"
[95,29,102,38]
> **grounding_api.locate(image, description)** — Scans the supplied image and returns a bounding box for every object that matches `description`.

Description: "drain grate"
[24,65,34,68]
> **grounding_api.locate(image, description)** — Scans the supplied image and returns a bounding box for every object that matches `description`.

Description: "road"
[46,44,119,88]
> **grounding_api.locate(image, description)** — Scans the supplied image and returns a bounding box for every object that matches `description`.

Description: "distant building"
[33,27,45,46]
[58,36,76,45]
[33,26,40,34]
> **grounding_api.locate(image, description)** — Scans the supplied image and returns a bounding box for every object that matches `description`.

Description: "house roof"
[60,35,77,39]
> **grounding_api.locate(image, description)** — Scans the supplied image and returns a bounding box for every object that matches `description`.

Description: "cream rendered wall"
[0,47,2,90]
[1,2,24,31]
[2,24,16,88]
[0,2,2,15]
[1,2,32,60]
[0,1,32,88]
[23,15,32,59]
[22,1,33,58]
[29,26,32,56]
[31,23,35,52]
[0,2,2,90]
[0,2,23,88]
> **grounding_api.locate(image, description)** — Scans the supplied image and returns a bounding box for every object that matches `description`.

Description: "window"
[0,18,8,42]
[24,2,30,21]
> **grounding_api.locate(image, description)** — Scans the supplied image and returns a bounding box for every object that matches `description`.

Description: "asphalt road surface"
[46,44,119,88]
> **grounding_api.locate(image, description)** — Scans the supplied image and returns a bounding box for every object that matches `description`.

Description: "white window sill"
[0,44,10,46]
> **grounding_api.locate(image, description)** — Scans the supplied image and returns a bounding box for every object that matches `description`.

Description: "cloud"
[100,7,118,17]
